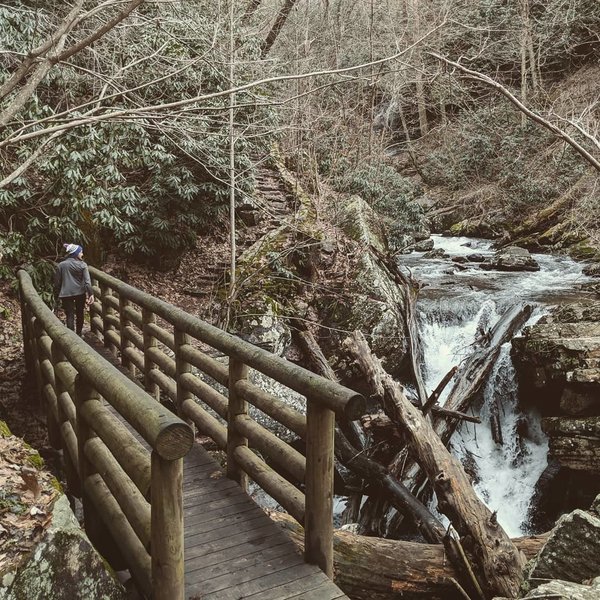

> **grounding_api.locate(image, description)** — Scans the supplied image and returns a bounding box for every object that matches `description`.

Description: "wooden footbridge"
[18,267,365,600]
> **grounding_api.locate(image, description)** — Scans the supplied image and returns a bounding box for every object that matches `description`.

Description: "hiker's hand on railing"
[86,294,95,306]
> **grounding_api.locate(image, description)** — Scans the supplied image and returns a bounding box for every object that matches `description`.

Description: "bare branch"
[1,21,447,148]
[429,52,600,172]
[0,0,84,102]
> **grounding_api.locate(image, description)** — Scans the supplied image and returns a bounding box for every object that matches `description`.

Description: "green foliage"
[332,161,424,230]
[0,3,276,266]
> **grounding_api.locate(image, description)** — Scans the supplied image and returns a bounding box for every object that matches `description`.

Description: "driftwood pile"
[294,251,536,600]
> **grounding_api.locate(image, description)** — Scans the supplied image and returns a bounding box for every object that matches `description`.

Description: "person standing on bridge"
[54,243,95,336]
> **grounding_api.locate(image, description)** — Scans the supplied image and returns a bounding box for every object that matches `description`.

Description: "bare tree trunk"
[520,0,529,127]
[406,0,428,135]
[261,0,300,58]
[345,332,526,599]
[226,0,237,328]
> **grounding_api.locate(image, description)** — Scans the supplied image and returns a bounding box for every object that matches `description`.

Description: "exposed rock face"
[514,301,600,527]
[480,246,540,272]
[583,263,600,278]
[529,509,600,584]
[511,301,600,414]
[542,417,600,474]
[335,196,408,377]
[1,495,126,600]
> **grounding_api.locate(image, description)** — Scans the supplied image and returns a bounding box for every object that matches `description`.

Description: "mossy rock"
[340,196,387,252]
[1,496,127,600]
[0,420,12,437]
[448,217,497,238]
[568,240,600,261]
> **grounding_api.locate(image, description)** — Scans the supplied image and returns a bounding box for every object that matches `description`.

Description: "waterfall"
[419,298,549,536]
[454,345,548,536]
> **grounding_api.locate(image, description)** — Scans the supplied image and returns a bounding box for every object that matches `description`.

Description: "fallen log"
[296,327,446,543]
[334,427,446,544]
[363,410,479,443]
[271,511,546,600]
[435,303,533,445]
[345,331,526,599]
[422,366,458,415]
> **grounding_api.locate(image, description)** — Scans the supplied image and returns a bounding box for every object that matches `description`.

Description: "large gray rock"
[523,578,600,599]
[529,509,600,583]
[0,496,126,600]
[337,196,408,376]
[480,246,540,272]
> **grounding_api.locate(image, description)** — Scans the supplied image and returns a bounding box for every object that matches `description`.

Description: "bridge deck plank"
[84,332,349,600]
[183,444,347,599]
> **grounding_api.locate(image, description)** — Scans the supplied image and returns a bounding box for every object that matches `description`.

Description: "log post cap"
[344,393,366,421]
[155,421,194,460]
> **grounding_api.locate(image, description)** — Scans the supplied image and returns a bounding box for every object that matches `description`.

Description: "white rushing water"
[406,235,591,536]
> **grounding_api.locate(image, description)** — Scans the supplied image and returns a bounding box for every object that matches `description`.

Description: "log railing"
[87,266,365,578]
[18,269,194,600]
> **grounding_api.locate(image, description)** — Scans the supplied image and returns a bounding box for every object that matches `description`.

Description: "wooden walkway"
[183,444,348,600]
[85,334,349,600]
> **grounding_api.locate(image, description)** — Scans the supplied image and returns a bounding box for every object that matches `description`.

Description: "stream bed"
[401,235,593,535]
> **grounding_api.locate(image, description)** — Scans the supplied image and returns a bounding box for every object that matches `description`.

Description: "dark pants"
[62,294,86,335]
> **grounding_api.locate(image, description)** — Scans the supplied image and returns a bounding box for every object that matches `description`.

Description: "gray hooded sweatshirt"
[54,257,93,299]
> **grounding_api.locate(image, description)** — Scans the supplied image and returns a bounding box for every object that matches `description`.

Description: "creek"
[401,235,593,536]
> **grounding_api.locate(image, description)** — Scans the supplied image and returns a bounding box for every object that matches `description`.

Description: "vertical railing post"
[142,308,159,401]
[226,358,248,490]
[151,452,184,600]
[100,282,116,356]
[304,399,335,579]
[89,276,100,338]
[174,329,194,432]
[119,296,134,376]
[51,341,80,497]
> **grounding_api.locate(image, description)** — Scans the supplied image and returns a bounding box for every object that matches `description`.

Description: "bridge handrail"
[88,265,366,579]
[18,269,194,460]
[18,268,192,599]
[89,266,364,420]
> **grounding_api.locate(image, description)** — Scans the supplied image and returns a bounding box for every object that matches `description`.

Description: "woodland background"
[0,0,598,290]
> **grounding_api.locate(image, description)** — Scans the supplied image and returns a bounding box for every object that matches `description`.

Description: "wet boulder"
[405,238,434,253]
[466,253,487,263]
[523,578,600,600]
[480,246,540,272]
[529,508,600,584]
[583,263,600,278]
[422,248,447,259]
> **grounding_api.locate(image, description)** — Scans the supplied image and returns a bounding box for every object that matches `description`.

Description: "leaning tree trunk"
[435,303,533,445]
[345,332,526,599]
[261,0,299,57]
[271,511,546,600]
